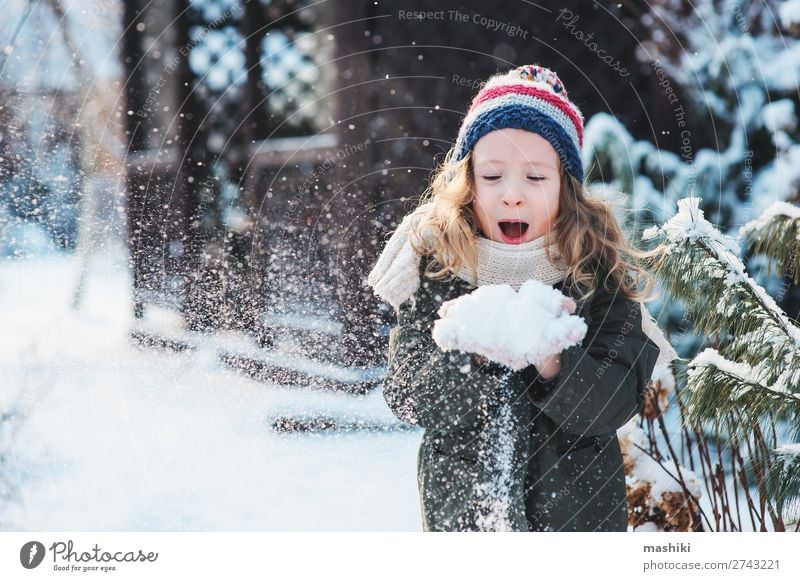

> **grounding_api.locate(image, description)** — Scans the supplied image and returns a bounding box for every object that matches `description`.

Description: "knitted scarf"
[367,206,677,370]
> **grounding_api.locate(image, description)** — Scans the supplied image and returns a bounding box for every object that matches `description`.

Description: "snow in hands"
[431,280,587,371]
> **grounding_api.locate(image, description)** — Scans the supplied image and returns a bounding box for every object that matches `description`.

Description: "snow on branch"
[690,348,800,404]
[740,201,800,285]
[776,443,800,458]
[643,196,741,256]
[619,422,702,531]
[766,441,800,519]
[644,198,800,424]
[682,356,799,436]
[644,197,800,350]
[741,201,800,234]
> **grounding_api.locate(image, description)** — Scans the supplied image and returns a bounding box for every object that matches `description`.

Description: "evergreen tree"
[643,197,800,529]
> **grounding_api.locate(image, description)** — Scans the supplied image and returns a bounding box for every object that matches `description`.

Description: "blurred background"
[1,0,799,531]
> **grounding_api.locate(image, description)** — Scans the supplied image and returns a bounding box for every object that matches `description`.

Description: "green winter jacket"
[383,254,661,532]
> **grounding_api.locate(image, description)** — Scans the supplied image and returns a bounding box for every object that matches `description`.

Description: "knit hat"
[452,64,585,182]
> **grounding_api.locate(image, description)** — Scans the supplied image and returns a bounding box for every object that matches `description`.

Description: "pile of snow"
[431,280,587,371]
[0,248,422,531]
[620,422,702,501]
[618,422,702,532]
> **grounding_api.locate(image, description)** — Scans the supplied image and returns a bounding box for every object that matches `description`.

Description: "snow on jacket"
[383,254,661,531]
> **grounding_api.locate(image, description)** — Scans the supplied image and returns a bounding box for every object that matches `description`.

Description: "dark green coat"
[383,255,661,532]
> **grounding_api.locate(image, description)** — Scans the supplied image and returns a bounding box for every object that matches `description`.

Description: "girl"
[367,64,674,532]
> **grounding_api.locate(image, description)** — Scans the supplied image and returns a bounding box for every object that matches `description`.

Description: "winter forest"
[1,0,799,533]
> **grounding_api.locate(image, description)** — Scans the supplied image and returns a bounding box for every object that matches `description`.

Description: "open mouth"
[498,220,529,243]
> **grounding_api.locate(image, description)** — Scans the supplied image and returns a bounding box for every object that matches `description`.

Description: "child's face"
[470,128,561,244]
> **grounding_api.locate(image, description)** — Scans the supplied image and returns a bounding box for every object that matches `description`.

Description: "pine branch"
[740,202,800,285]
[726,329,793,367]
[684,349,800,438]
[644,197,800,383]
[764,444,800,522]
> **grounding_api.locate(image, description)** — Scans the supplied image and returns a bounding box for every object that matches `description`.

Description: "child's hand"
[535,352,562,380]
[534,296,576,379]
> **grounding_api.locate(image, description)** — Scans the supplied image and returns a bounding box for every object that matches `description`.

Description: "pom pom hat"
[452,64,585,182]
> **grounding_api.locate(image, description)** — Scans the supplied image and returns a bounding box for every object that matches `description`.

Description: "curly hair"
[406,147,660,304]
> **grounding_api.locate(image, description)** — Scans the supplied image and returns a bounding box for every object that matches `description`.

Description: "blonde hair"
[407,147,660,304]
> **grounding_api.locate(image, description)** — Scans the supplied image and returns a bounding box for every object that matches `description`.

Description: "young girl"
[367,64,674,532]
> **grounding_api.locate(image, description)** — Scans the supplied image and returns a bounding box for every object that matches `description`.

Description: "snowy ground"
[0,242,423,531]
[0,240,780,532]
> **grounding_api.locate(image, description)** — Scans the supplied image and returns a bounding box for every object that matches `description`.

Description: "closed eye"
[480,175,545,182]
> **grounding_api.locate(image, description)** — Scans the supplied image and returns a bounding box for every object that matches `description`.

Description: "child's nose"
[501,186,525,206]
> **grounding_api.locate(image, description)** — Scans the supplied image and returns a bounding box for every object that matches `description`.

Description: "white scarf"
[367,206,677,370]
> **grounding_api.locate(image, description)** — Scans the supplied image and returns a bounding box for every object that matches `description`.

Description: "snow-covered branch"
[644,197,800,369]
[645,198,800,429]
[687,348,800,415]
[741,201,800,285]
[766,442,800,521]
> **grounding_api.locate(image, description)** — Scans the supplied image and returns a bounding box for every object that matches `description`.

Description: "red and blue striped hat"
[452,64,585,182]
